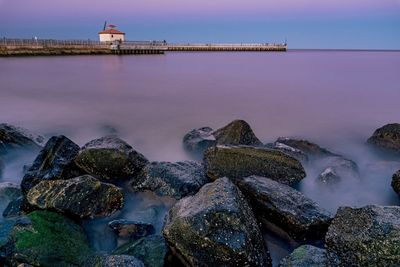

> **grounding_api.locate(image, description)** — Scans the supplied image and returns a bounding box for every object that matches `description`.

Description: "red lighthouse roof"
[98,29,125,35]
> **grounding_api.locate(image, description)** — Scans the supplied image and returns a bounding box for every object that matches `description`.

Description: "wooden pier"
[0,38,287,56]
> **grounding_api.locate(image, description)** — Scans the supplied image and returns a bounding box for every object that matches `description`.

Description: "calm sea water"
[1,51,399,264]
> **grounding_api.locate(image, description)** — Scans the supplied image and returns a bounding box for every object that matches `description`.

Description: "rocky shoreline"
[1,121,400,266]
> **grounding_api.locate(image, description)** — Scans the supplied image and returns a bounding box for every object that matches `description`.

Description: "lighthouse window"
[111,35,114,38]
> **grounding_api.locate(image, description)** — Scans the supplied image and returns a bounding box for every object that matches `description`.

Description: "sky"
[0,0,399,49]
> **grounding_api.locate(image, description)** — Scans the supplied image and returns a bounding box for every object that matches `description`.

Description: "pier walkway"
[0,38,287,56]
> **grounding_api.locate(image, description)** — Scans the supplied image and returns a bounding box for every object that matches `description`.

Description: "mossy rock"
[12,210,93,267]
[204,145,306,185]
[75,135,148,182]
[278,245,329,267]
[113,235,167,267]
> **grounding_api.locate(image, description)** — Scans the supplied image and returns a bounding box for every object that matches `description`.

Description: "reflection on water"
[0,51,399,264]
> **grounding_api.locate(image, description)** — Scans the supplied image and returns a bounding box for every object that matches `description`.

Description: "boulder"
[113,235,167,267]
[3,196,24,218]
[0,182,22,204]
[204,145,306,185]
[275,137,335,158]
[75,135,148,182]
[86,254,144,267]
[4,211,93,266]
[182,120,262,155]
[367,123,400,154]
[325,205,400,266]
[26,175,124,219]
[183,127,216,154]
[21,135,82,194]
[237,176,332,241]
[0,123,44,155]
[317,156,359,185]
[0,217,32,263]
[130,161,209,199]
[265,142,308,162]
[392,170,400,195]
[213,119,262,146]
[278,245,331,267]
[108,219,155,240]
[163,177,271,267]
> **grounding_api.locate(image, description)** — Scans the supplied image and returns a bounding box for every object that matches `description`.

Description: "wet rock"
[278,245,330,267]
[163,177,271,267]
[183,120,262,155]
[109,219,155,240]
[0,182,22,203]
[0,158,4,177]
[325,205,400,266]
[237,176,332,241]
[317,167,341,185]
[130,161,209,199]
[0,123,44,155]
[204,145,306,186]
[113,235,167,267]
[3,196,24,218]
[26,175,124,219]
[4,211,93,266]
[392,170,400,195]
[75,135,148,182]
[265,142,308,162]
[316,156,359,185]
[183,127,216,154]
[21,135,82,194]
[213,119,263,146]
[275,137,335,158]
[86,254,145,267]
[367,123,400,155]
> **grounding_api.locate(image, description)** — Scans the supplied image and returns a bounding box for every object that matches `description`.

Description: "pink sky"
[1,0,399,18]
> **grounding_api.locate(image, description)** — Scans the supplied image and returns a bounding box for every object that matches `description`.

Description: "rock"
[113,235,167,267]
[183,127,216,154]
[26,175,124,219]
[182,120,262,155]
[204,145,306,186]
[75,135,148,182]
[265,142,308,162]
[213,119,263,146]
[316,156,359,185]
[163,177,271,267]
[1,217,32,263]
[278,245,330,267]
[392,170,400,195]
[5,211,93,266]
[275,137,335,158]
[21,135,82,194]
[325,205,400,266]
[0,182,22,203]
[367,123,400,154]
[237,176,332,241]
[108,219,155,240]
[0,123,44,155]
[86,254,144,267]
[130,161,209,199]
[3,196,24,218]
[279,245,337,267]
[0,158,4,177]
[317,167,341,185]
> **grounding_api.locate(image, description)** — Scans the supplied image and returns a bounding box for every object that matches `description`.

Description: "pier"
[0,38,287,56]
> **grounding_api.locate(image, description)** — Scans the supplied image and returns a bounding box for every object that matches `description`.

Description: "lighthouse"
[99,23,125,42]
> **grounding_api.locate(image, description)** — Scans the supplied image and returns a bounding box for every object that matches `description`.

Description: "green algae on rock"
[113,235,167,267]
[278,245,332,267]
[75,135,148,182]
[11,211,93,266]
[204,145,306,185]
[26,175,124,219]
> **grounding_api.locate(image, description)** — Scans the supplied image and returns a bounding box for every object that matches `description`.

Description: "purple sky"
[1,0,399,49]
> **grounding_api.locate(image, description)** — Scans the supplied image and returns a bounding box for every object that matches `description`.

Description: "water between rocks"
[1,51,399,265]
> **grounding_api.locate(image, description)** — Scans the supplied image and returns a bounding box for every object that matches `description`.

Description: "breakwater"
[0,38,287,56]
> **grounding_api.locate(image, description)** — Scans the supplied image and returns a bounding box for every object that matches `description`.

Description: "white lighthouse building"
[99,24,125,42]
